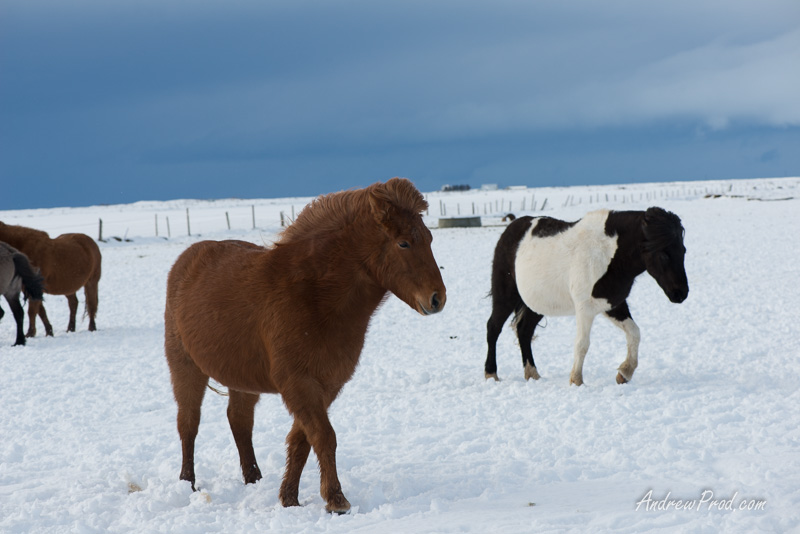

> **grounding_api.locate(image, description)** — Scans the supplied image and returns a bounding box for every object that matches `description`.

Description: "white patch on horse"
[514,210,618,317]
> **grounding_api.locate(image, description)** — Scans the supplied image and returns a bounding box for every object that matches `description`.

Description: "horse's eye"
[398,241,410,249]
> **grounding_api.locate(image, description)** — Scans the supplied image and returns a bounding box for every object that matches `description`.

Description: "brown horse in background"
[0,222,102,337]
[165,178,446,513]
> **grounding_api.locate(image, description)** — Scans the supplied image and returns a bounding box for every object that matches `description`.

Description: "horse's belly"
[517,277,576,316]
[515,237,576,316]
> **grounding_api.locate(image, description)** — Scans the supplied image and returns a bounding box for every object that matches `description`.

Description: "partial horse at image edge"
[0,242,45,346]
[164,178,446,513]
[485,207,688,385]
[0,222,101,336]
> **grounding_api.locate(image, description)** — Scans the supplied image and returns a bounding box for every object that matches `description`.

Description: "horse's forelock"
[643,208,684,252]
[371,177,428,215]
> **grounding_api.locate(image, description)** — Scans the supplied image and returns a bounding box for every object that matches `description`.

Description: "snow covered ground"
[1,177,798,533]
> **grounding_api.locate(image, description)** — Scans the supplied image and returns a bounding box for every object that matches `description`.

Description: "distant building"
[480,184,498,191]
[441,184,471,192]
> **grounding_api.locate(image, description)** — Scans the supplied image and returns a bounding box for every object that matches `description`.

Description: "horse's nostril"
[431,292,440,311]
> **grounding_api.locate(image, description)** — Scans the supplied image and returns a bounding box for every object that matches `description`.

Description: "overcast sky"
[2,0,799,209]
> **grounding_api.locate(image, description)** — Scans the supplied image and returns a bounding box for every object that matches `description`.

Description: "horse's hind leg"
[165,327,208,489]
[514,306,543,380]
[227,389,263,484]
[8,295,27,346]
[84,279,98,332]
[605,302,640,384]
[485,297,517,380]
[279,419,312,507]
[66,293,78,332]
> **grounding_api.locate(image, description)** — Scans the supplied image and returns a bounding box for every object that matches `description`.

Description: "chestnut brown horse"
[165,178,446,513]
[0,222,102,337]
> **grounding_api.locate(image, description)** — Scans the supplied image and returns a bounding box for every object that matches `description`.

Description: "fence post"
[186,208,191,236]
[98,219,103,241]
[155,214,159,237]
[280,211,285,227]
[226,212,231,230]
[252,205,256,229]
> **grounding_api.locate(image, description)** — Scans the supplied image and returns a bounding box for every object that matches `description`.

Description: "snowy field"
[1,177,799,533]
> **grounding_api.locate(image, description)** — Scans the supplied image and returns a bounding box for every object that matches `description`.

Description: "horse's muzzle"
[668,287,689,303]
[418,291,446,315]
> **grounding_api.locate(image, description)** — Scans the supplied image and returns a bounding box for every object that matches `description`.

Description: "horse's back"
[38,233,101,293]
[166,240,277,393]
[514,210,617,316]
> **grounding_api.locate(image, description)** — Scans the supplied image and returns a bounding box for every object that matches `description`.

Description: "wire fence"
[2,178,797,241]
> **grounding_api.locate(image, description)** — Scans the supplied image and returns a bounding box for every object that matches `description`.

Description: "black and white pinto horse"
[485,207,689,385]
[0,242,45,346]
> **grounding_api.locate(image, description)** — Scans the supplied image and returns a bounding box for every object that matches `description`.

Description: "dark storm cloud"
[1,0,799,208]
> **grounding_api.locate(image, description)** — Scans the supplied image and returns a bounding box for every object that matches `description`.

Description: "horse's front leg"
[604,302,640,384]
[279,419,311,507]
[281,382,350,514]
[26,298,39,337]
[38,303,54,336]
[569,310,596,386]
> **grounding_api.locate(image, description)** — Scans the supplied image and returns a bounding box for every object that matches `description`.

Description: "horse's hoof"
[280,495,300,507]
[569,376,584,386]
[484,372,500,381]
[325,494,351,514]
[616,372,629,384]
[243,465,262,484]
[279,483,300,507]
[524,363,540,381]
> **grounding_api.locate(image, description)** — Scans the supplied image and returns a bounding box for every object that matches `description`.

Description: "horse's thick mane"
[278,178,427,244]
[642,207,684,253]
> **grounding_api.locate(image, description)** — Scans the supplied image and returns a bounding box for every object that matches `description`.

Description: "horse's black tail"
[12,253,45,301]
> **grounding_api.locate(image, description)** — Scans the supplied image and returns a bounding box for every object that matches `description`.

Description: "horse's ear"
[644,207,665,225]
